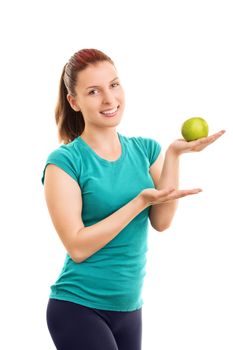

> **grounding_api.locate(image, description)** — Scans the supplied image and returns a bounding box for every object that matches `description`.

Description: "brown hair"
[55,49,115,144]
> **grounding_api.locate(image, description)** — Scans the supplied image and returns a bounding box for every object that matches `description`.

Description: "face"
[67,61,125,129]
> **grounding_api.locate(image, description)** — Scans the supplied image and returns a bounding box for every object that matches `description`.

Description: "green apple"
[181,117,209,141]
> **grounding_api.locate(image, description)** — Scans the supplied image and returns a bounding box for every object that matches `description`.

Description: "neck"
[80,127,120,150]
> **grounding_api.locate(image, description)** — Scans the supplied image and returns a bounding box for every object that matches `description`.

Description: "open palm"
[140,187,202,206]
[171,130,225,155]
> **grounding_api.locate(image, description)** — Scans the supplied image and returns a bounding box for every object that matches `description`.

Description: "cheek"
[120,92,125,107]
[116,88,125,102]
[85,98,101,111]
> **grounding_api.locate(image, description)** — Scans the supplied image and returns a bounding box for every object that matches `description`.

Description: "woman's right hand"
[139,187,202,207]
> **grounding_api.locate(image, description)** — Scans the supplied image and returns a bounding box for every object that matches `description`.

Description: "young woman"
[41,48,224,350]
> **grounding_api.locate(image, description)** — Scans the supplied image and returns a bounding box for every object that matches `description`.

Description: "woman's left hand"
[169,130,225,155]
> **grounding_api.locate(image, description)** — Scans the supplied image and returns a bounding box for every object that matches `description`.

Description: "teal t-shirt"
[41,132,161,311]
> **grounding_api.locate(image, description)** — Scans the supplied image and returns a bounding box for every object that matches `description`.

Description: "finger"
[178,188,202,197]
[157,188,202,203]
[205,129,226,144]
[210,129,225,138]
[200,130,225,144]
[188,130,225,151]
[168,188,202,200]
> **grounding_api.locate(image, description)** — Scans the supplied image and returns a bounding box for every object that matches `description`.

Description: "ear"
[67,94,80,112]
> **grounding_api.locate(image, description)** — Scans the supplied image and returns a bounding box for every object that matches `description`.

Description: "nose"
[102,89,115,105]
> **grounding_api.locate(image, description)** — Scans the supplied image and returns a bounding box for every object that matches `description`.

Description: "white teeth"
[101,107,117,115]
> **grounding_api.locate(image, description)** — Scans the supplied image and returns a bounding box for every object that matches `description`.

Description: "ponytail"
[55,65,85,144]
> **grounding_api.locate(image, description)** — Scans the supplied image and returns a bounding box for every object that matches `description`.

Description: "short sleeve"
[41,145,80,185]
[139,137,161,166]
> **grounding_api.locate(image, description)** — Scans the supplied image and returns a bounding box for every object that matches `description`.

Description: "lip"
[100,105,119,113]
[100,105,120,117]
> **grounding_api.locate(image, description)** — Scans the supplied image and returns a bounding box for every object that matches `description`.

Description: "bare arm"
[148,130,225,231]
[149,148,180,231]
[44,164,148,263]
[44,164,197,263]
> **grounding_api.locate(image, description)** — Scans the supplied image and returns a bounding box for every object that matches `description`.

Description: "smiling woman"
[56,49,124,144]
[41,48,224,350]
[67,60,124,132]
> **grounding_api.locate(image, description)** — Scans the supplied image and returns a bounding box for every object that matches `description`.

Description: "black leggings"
[46,299,142,350]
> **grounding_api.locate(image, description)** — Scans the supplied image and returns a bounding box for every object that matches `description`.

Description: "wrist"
[166,144,181,157]
[138,189,155,208]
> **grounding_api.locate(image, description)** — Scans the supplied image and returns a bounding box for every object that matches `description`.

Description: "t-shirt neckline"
[76,132,125,166]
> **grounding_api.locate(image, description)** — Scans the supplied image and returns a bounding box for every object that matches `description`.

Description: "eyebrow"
[86,77,119,90]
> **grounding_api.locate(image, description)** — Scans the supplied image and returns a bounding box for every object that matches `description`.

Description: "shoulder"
[121,133,160,146]
[41,138,81,185]
[44,139,83,170]
[48,138,80,158]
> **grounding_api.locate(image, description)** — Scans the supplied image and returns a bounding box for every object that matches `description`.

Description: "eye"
[111,82,120,88]
[88,89,98,95]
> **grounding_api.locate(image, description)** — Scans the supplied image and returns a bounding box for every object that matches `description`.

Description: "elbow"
[70,249,86,264]
[150,212,175,232]
[72,256,84,264]
[68,236,87,264]
[152,221,171,232]
[156,225,170,233]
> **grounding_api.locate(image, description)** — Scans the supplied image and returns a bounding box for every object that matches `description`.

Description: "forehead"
[77,61,117,88]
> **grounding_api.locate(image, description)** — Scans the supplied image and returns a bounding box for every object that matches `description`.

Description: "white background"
[0,0,232,349]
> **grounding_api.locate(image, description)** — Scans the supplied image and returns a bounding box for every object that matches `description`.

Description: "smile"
[100,106,119,117]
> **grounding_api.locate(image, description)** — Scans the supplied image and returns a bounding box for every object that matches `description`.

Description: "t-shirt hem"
[41,160,78,185]
[49,293,143,312]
